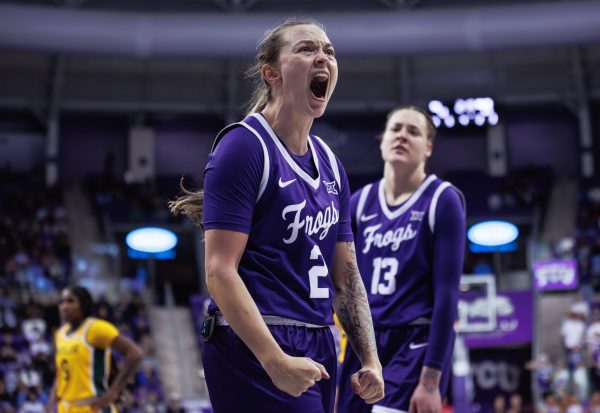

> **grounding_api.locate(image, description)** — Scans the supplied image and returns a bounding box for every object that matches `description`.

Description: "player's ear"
[425,140,433,159]
[261,64,281,86]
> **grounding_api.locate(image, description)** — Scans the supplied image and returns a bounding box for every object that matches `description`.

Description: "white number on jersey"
[309,245,329,298]
[371,257,398,295]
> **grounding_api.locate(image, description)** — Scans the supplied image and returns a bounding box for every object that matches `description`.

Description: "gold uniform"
[333,313,348,364]
[55,317,119,413]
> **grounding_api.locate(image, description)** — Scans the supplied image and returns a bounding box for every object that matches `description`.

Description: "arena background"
[0,0,600,412]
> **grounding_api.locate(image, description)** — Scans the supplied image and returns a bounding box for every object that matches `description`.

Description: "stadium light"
[467,220,519,247]
[126,227,178,253]
[428,97,499,128]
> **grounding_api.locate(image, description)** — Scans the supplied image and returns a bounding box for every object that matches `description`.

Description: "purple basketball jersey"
[352,175,461,327]
[209,113,352,326]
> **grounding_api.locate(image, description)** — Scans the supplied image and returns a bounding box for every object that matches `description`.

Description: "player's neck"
[262,103,313,156]
[67,319,84,334]
[383,164,426,206]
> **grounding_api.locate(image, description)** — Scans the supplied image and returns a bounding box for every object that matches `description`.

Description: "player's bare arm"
[91,334,143,410]
[44,379,57,413]
[409,366,443,413]
[204,229,327,397]
[331,241,384,404]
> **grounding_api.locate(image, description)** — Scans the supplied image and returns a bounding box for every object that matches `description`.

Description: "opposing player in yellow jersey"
[46,286,143,413]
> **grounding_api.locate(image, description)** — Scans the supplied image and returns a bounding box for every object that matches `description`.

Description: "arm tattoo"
[333,242,378,364]
[420,368,441,394]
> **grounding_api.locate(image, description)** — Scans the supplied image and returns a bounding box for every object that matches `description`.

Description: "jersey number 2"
[371,257,398,295]
[309,245,329,298]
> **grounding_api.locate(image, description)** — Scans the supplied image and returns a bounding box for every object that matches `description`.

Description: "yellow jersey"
[55,317,119,403]
[333,313,348,363]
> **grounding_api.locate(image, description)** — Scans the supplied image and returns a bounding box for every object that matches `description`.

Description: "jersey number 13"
[371,257,398,295]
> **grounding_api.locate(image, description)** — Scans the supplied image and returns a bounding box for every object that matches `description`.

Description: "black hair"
[67,286,95,319]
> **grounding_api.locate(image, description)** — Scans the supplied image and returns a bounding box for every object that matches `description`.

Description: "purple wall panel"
[59,115,128,184]
[505,107,579,178]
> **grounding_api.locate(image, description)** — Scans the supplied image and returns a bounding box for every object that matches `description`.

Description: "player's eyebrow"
[294,39,334,49]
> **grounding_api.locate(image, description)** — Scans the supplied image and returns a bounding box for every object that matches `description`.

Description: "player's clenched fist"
[263,354,330,397]
[350,363,385,404]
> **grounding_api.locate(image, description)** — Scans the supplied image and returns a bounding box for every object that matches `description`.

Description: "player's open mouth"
[310,73,329,100]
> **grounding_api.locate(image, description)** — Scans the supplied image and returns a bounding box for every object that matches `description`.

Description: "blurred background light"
[468,220,519,247]
[126,227,178,253]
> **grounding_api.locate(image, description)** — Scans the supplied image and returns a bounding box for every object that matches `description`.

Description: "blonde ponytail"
[168,178,204,229]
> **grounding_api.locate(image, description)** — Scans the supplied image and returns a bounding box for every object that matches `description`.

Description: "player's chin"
[308,96,329,117]
[308,104,327,119]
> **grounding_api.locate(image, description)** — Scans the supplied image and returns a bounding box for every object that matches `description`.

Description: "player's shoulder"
[214,123,265,150]
[435,179,465,208]
[87,317,118,333]
[428,179,466,231]
[351,180,380,200]
[350,180,381,219]
[209,123,267,170]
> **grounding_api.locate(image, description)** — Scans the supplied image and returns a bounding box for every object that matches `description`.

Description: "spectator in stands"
[0,333,18,364]
[165,398,185,413]
[0,306,17,333]
[18,367,41,391]
[564,394,584,413]
[18,387,44,413]
[21,305,46,344]
[0,378,15,406]
[539,393,559,413]
[561,310,586,373]
[570,292,591,321]
[135,360,161,391]
[2,401,16,413]
[526,353,554,398]
[493,394,506,413]
[587,311,600,392]
[95,296,114,323]
[590,391,600,413]
[507,393,524,413]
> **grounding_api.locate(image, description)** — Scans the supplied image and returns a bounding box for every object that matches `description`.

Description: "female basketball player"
[170,18,383,413]
[46,286,143,413]
[337,106,466,413]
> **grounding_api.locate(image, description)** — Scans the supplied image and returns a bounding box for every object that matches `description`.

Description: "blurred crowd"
[576,182,600,290]
[0,288,168,413]
[0,173,71,294]
[513,295,600,413]
[0,287,167,413]
[0,172,167,413]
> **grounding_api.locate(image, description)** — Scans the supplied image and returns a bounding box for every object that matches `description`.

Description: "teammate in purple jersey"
[337,106,466,413]
[169,18,383,413]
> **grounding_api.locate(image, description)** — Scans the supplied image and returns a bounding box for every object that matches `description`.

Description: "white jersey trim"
[372,405,407,413]
[378,174,437,220]
[356,183,374,224]
[236,121,270,204]
[313,135,341,188]
[251,113,321,190]
[428,182,466,233]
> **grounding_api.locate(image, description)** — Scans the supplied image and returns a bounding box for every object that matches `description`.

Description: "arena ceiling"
[0,0,568,12]
[0,0,598,120]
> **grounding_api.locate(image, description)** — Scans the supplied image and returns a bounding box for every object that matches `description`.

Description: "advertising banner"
[461,290,532,348]
[533,259,578,291]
